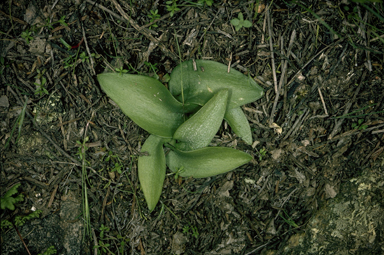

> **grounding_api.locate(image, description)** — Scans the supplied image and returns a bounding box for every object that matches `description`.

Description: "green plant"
[115,66,129,75]
[79,52,95,63]
[148,9,161,28]
[76,138,89,161]
[44,15,68,30]
[63,55,76,69]
[95,224,111,253]
[166,0,180,17]
[258,148,267,161]
[183,224,199,238]
[198,0,214,6]
[279,210,299,228]
[97,59,264,211]
[144,61,159,73]
[34,69,49,96]
[230,12,252,31]
[38,246,57,255]
[0,183,24,210]
[14,210,42,227]
[21,29,33,44]
[104,151,124,174]
[191,226,199,238]
[94,224,129,254]
[57,15,68,27]
[1,183,43,230]
[182,225,190,233]
[144,61,159,79]
[352,119,368,130]
[1,209,42,229]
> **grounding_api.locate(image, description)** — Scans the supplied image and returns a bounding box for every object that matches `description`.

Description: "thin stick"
[0,10,28,25]
[85,0,125,22]
[269,29,296,125]
[82,24,96,75]
[266,6,278,95]
[317,87,328,116]
[228,52,232,73]
[47,185,59,208]
[141,7,188,29]
[198,8,220,43]
[14,225,32,255]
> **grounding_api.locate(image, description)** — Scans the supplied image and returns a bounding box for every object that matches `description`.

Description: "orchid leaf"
[98,73,184,138]
[174,89,228,151]
[224,107,253,145]
[138,135,168,211]
[166,146,252,178]
[169,59,264,111]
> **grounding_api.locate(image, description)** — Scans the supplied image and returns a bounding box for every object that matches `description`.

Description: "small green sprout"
[148,9,161,29]
[279,210,299,228]
[198,0,214,6]
[144,61,159,79]
[79,52,100,63]
[191,226,199,238]
[94,224,115,254]
[80,52,91,62]
[230,12,252,31]
[115,67,129,75]
[166,0,180,17]
[104,151,124,174]
[99,224,110,239]
[62,54,78,69]
[76,137,89,161]
[38,246,57,255]
[34,69,49,96]
[183,224,199,238]
[45,15,68,30]
[352,119,368,130]
[182,225,190,233]
[57,15,68,27]
[173,166,185,181]
[258,148,267,161]
[21,30,33,44]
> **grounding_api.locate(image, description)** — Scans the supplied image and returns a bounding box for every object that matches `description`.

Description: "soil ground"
[1,0,384,254]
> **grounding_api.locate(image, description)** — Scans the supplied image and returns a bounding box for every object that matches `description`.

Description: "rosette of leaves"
[97,60,264,211]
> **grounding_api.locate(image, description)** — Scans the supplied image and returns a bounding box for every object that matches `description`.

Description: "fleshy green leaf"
[238,12,244,21]
[166,147,252,178]
[224,107,252,145]
[169,60,264,111]
[173,89,228,151]
[138,135,168,211]
[230,18,240,26]
[98,73,185,138]
[243,20,252,28]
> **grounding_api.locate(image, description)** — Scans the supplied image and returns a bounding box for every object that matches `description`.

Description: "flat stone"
[29,38,46,55]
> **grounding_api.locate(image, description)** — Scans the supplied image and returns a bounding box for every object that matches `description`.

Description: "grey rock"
[279,170,384,254]
[29,38,46,55]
